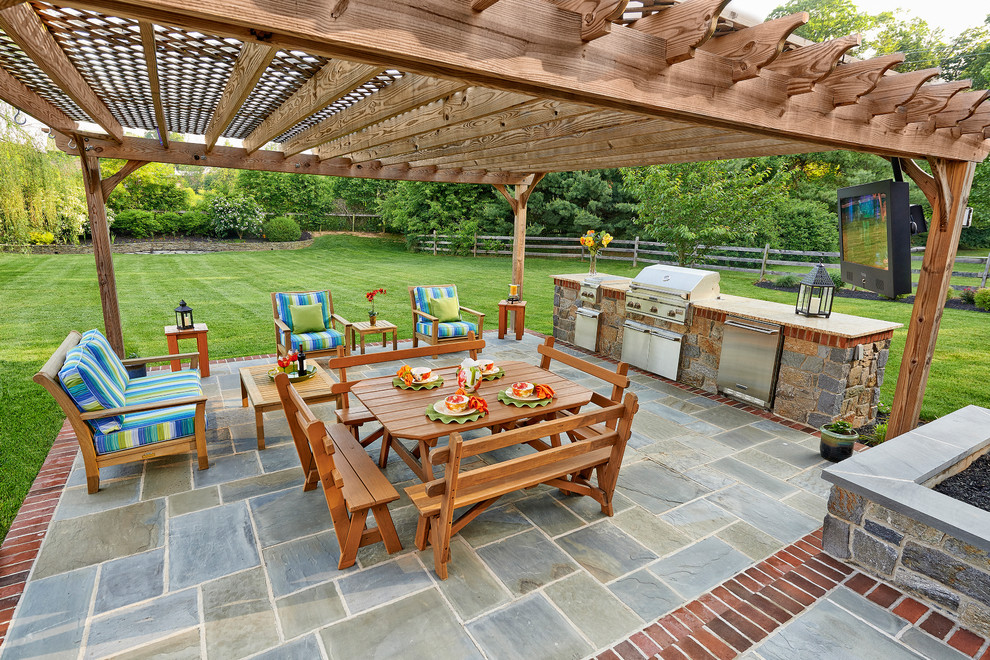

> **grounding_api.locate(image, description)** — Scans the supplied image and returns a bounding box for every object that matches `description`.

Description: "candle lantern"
[507,284,520,303]
[795,264,835,318]
[174,300,194,329]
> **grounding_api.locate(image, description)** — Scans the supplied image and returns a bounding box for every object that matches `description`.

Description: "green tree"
[871,16,946,72]
[326,177,396,231]
[944,15,990,89]
[235,170,337,218]
[622,161,791,266]
[768,0,893,54]
[379,181,500,253]
[104,161,192,212]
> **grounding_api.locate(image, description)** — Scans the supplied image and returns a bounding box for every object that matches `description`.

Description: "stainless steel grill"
[625,264,720,325]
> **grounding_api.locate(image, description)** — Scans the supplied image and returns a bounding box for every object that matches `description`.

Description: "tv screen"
[836,180,911,297]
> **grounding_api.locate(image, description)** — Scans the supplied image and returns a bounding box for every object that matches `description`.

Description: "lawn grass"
[1,234,987,542]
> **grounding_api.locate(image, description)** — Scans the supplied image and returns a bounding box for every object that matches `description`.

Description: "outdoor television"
[837,180,912,297]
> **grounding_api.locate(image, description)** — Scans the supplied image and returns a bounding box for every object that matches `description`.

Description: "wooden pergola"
[1,0,987,438]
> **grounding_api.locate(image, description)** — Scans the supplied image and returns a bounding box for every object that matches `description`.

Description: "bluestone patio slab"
[782,489,828,519]
[683,464,737,491]
[202,567,279,660]
[758,437,826,469]
[514,492,585,537]
[716,521,783,561]
[84,589,199,659]
[556,521,657,582]
[53,478,141,521]
[218,468,302,503]
[544,573,643,648]
[141,459,193,500]
[710,424,775,449]
[168,501,259,590]
[355,504,420,567]
[710,457,798,498]
[263,531,344,598]
[607,569,682,621]
[631,411,687,442]
[650,536,752,600]
[660,498,739,540]
[752,418,814,440]
[247,486,333,548]
[420,537,512,620]
[467,593,593,660]
[707,484,819,542]
[612,507,692,557]
[693,406,765,430]
[640,438,717,472]
[320,589,483,660]
[103,629,202,660]
[456,505,532,547]
[477,528,578,596]
[257,442,304,473]
[787,465,833,498]
[93,547,165,614]
[754,599,925,660]
[552,489,635,522]
[617,460,710,514]
[336,553,432,614]
[734,447,803,480]
[655,396,705,414]
[0,566,96,660]
[192,451,261,488]
[167,485,219,517]
[252,635,323,660]
[642,401,699,426]
[274,582,347,639]
[685,419,729,436]
[827,586,909,636]
[33,499,165,580]
[899,627,971,660]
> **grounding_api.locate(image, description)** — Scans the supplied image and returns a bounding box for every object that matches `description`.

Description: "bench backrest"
[426,392,638,553]
[34,331,94,444]
[271,289,338,330]
[538,336,630,426]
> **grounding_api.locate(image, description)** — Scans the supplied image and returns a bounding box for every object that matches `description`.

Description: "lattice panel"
[153,24,239,136]
[34,3,157,132]
[0,27,90,122]
[222,49,329,140]
[274,70,405,144]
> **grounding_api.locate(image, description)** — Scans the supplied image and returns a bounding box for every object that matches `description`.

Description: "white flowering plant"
[208,194,264,239]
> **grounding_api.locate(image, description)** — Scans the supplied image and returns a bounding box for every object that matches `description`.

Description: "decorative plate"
[268,365,317,382]
[482,367,506,381]
[425,403,486,424]
[393,375,444,390]
[497,390,552,408]
[433,400,475,416]
[502,387,542,401]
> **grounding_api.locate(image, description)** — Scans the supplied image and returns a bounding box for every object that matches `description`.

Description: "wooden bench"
[327,331,484,464]
[275,373,401,569]
[406,392,638,579]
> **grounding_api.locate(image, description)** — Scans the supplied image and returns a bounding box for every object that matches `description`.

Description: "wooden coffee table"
[239,362,338,450]
[351,320,398,354]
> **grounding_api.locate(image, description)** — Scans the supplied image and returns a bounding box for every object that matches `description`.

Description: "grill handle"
[724,319,777,335]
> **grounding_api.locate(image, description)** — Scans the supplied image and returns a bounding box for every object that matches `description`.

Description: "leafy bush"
[975,287,990,311]
[177,212,210,236]
[775,274,801,287]
[208,194,264,239]
[829,270,845,289]
[961,287,978,304]
[262,216,302,242]
[946,287,957,301]
[870,422,888,445]
[156,212,183,236]
[27,231,54,245]
[113,209,158,238]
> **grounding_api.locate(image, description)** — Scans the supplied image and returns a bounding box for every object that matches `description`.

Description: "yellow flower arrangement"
[579,229,613,255]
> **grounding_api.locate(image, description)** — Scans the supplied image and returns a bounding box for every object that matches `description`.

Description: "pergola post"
[494,173,545,301]
[888,158,977,439]
[78,150,147,357]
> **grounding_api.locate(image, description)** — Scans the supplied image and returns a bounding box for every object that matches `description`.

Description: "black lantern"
[174,300,194,329]
[796,264,835,318]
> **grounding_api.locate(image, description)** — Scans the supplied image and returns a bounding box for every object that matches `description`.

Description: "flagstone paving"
[3,332,987,659]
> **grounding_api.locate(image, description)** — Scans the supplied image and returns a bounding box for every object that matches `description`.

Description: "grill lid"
[631,264,720,299]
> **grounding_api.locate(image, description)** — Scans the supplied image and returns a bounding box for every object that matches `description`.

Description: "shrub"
[156,212,183,236]
[975,287,990,311]
[870,422,888,445]
[27,231,54,245]
[960,287,978,305]
[263,215,302,242]
[208,194,264,239]
[829,270,845,289]
[113,209,158,238]
[946,287,957,302]
[775,274,801,287]
[177,212,210,236]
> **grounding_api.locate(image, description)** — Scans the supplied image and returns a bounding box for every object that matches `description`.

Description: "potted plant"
[366,287,386,325]
[820,419,859,462]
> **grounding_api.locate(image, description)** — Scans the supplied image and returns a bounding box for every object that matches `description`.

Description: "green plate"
[425,404,486,424]
[393,375,444,390]
[497,390,552,408]
[482,367,506,381]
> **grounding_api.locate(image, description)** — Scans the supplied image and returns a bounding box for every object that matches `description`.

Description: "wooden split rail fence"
[411,232,990,288]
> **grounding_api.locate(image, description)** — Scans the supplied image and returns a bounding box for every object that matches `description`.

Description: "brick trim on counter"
[553,277,581,290]
[693,306,895,349]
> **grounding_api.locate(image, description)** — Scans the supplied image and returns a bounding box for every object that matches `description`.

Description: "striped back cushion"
[275,291,329,331]
[413,285,457,313]
[58,344,126,434]
[81,329,129,392]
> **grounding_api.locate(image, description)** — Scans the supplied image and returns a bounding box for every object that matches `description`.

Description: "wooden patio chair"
[34,330,208,494]
[274,373,401,569]
[408,285,484,355]
[272,289,352,359]
[407,392,639,579]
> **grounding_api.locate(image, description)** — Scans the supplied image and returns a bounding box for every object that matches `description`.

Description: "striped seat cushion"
[124,370,202,403]
[275,291,330,331]
[93,405,199,455]
[80,329,129,392]
[412,285,458,315]
[416,321,477,339]
[291,329,344,352]
[58,343,127,434]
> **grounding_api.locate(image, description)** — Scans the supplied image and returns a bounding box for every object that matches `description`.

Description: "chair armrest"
[79,395,208,419]
[330,313,351,329]
[122,352,199,366]
[459,306,485,321]
[274,318,291,333]
[413,309,438,322]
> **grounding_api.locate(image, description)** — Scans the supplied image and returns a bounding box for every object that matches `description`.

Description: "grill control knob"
[650,307,657,313]
[630,302,641,309]
[667,310,676,317]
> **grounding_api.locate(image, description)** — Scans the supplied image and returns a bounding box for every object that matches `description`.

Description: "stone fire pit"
[821,405,990,634]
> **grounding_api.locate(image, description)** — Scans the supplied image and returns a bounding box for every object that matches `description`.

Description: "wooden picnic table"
[350,360,594,482]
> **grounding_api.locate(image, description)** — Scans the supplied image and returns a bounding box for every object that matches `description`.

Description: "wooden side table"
[351,320,398,354]
[165,323,210,377]
[239,362,337,454]
[498,300,526,340]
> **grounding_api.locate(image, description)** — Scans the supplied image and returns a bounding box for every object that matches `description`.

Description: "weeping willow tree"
[0,103,86,244]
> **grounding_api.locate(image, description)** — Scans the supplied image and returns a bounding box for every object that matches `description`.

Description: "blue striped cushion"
[291,330,344,352]
[124,370,201,403]
[416,321,477,338]
[58,344,126,434]
[412,286,457,313]
[93,405,198,454]
[80,329,129,392]
[275,291,330,331]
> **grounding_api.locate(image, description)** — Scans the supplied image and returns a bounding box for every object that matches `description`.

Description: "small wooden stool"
[351,320,398,354]
[165,323,210,377]
[498,300,526,340]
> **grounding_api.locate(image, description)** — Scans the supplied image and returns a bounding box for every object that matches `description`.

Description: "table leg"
[196,331,210,377]
[255,408,266,450]
[240,378,248,408]
[417,439,434,481]
[360,333,366,355]
[498,305,507,340]
[515,308,524,340]
[391,329,397,350]
[167,334,181,372]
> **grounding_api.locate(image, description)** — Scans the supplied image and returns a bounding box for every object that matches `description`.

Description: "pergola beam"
[52,0,990,162]
[902,81,971,125]
[629,0,730,63]
[764,34,860,96]
[934,90,989,129]
[204,41,277,152]
[0,3,122,141]
[241,58,385,154]
[282,74,467,157]
[821,53,905,107]
[698,12,808,82]
[138,22,168,148]
[862,67,940,117]
[0,64,77,134]
[547,0,628,41]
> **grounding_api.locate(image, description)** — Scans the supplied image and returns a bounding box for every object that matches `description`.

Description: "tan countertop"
[551,273,633,291]
[693,294,902,339]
